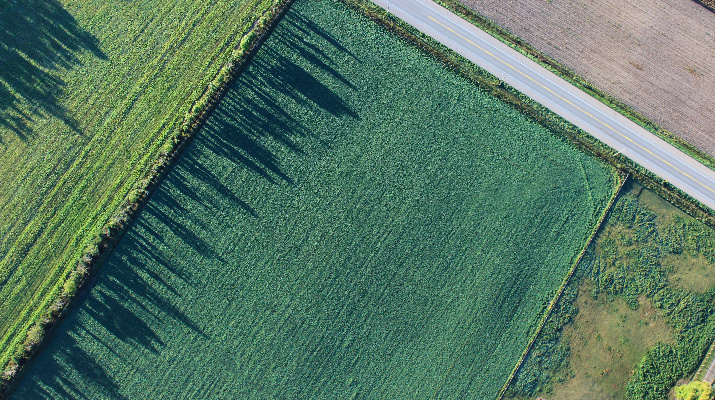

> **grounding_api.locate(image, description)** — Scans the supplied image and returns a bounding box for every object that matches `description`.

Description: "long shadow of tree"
[195,7,359,197]
[0,0,105,141]
[10,4,361,398]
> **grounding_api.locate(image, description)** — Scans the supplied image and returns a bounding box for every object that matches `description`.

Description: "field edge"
[497,172,629,400]
[433,0,715,178]
[0,1,294,397]
[351,0,715,235]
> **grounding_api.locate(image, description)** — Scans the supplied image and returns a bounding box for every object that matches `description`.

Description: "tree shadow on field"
[10,6,363,399]
[12,221,207,399]
[192,6,359,208]
[18,327,129,400]
[0,0,105,142]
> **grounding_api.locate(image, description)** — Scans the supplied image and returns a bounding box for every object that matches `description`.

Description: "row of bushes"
[428,0,715,229]
[342,0,715,236]
[495,173,627,399]
[0,0,293,396]
[339,1,715,399]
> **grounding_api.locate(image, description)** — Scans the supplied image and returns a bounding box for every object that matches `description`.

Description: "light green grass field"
[0,0,271,367]
[11,0,617,397]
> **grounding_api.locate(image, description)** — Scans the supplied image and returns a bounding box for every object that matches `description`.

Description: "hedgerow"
[0,0,292,394]
[9,0,617,397]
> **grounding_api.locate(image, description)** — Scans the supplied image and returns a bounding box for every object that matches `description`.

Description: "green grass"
[435,0,715,174]
[0,0,272,368]
[10,0,617,397]
[509,180,715,399]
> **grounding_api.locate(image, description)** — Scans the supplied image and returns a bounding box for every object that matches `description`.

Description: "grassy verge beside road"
[695,0,714,11]
[433,0,715,174]
[9,0,618,397]
[693,339,715,382]
[348,0,715,232]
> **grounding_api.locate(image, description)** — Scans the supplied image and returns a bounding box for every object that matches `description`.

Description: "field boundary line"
[346,0,715,235]
[693,0,715,13]
[337,2,715,393]
[0,0,295,397]
[692,335,715,382]
[496,171,629,400]
[421,0,715,227]
[430,0,715,177]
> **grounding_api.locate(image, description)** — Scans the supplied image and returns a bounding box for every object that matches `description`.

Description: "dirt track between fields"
[460,0,715,157]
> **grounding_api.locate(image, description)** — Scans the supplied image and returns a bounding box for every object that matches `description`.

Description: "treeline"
[0,0,293,396]
[507,186,715,399]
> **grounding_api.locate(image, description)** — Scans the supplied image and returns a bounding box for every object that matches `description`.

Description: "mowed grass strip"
[11,0,617,398]
[0,0,272,366]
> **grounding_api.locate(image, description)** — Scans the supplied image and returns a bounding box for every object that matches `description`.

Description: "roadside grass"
[433,0,715,174]
[0,0,272,372]
[693,339,715,382]
[695,0,714,11]
[9,0,618,397]
[348,0,715,240]
[508,180,715,400]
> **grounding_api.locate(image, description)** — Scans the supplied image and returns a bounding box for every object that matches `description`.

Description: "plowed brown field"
[460,0,715,157]
[698,0,714,9]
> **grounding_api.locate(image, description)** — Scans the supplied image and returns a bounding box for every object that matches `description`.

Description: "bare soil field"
[460,0,715,157]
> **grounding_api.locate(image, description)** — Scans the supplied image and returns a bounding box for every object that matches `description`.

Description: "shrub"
[675,381,714,400]
[23,323,45,350]
[240,31,257,52]
[219,68,231,83]
[62,273,79,298]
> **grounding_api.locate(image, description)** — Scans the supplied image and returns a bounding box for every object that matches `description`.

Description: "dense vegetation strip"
[0,0,291,392]
[344,0,715,232]
[507,180,715,400]
[0,0,276,384]
[497,172,627,400]
[9,0,617,397]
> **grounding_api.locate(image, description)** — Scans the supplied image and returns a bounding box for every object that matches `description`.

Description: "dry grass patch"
[546,287,673,400]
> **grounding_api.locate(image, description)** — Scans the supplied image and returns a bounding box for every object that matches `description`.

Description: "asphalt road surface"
[705,356,715,384]
[372,0,715,211]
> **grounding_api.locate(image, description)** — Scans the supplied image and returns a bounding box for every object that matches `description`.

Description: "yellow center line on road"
[427,15,715,195]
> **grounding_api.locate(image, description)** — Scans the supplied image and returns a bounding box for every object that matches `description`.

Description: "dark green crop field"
[0,0,271,367]
[11,0,617,398]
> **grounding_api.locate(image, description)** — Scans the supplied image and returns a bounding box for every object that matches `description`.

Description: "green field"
[509,181,715,400]
[10,0,617,397]
[0,0,272,367]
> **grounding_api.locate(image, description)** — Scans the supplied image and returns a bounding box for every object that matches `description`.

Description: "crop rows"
[11,0,618,397]
[0,0,272,369]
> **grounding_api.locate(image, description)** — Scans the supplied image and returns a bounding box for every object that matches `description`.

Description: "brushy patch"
[508,180,715,400]
[10,0,617,398]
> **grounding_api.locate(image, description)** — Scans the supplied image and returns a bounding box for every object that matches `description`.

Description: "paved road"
[705,355,715,383]
[373,0,715,211]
